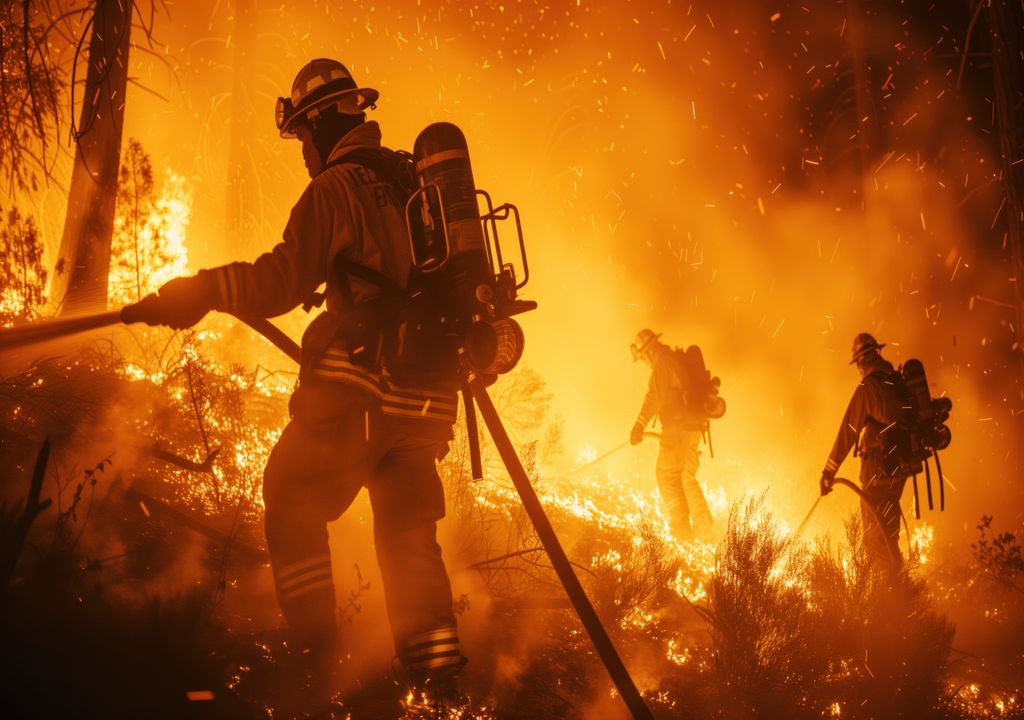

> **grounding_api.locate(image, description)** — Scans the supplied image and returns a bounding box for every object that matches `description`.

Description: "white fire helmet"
[275,59,379,138]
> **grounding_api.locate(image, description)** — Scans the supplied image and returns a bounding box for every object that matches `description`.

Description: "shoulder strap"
[334,255,404,297]
[323,148,420,311]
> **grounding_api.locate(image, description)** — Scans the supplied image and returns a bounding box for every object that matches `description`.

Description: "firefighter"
[629,329,714,542]
[820,333,909,570]
[123,59,462,708]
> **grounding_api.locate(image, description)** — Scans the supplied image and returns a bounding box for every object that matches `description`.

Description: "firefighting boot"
[292,633,342,717]
[401,662,469,719]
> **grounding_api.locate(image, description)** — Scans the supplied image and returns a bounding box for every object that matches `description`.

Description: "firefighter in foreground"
[124,60,462,708]
[629,329,723,542]
[820,333,911,570]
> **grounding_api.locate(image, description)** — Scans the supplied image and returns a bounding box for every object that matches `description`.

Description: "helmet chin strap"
[309,106,366,165]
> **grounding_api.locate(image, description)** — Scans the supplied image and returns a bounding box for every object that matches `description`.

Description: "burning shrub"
[588,520,680,628]
[702,495,822,718]
[0,442,260,719]
[679,498,957,720]
[805,522,956,719]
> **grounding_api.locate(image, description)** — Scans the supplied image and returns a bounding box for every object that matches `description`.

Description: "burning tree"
[0,206,47,325]
[108,139,191,306]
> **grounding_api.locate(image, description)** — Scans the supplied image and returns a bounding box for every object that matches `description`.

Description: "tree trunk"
[52,0,132,315]
[984,1,1024,370]
[225,0,258,259]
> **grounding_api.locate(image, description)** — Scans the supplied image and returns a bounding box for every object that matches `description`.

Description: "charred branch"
[147,444,220,474]
[0,439,53,590]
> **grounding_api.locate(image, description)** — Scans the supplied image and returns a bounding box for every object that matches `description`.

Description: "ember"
[1,0,1022,718]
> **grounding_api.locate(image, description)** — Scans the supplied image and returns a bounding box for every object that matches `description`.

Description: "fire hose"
[793,476,912,566]
[561,426,716,483]
[562,431,661,478]
[0,308,302,364]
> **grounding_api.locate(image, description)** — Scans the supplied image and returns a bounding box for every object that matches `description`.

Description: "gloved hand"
[121,274,216,329]
[819,470,835,496]
[630,423,645,446]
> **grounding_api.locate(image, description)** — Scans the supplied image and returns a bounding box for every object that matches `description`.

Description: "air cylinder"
[412,123,492,311]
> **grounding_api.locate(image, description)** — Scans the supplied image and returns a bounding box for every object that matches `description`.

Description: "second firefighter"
[630,329,724,542]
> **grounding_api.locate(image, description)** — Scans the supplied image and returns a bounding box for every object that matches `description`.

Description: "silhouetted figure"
[630,329,715,542]
[820,333,909,570]
[124,59,462,710]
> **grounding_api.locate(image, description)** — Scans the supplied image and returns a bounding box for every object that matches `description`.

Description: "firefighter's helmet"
[850,332,886,365]
[275,59,379,138]
[630,328,662,362]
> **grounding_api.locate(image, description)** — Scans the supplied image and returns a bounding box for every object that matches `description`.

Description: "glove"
[121,274,216,329]
[819,470,835,496]
[630,423,645,446]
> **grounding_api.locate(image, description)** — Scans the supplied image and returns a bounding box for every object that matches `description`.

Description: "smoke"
[13,0,1020,711]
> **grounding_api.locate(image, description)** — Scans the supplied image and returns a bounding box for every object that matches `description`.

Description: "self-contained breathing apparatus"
[404,122,535,377]
[877,359,953,518]
[675,345,726,422]
[327,122,536,479]
[672,345,727,455]
[323,124,534,374]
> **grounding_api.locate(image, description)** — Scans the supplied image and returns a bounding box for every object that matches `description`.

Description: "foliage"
[653,500,958,720]
[702,496,821,718]
[441,366,560,600]
[0,439,51,591]
[804,522,956,720]
[0,205,47,324]
[587,519,680,629]
[0,1,63,195]
[971,515,1024,595]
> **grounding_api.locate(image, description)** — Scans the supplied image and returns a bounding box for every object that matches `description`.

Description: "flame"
[909,521,935,566]
[26,3,1015,714]
[109,169,192,306]
[114,327,290,515]
[0,288,24,324]
[665,638,691,666]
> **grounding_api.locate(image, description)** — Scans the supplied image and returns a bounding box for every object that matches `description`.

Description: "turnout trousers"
[655,424,714,541]
[262,379,460,680]
[859,450,908,571]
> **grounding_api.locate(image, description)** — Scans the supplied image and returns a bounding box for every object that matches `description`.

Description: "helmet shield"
[275,96,294,134]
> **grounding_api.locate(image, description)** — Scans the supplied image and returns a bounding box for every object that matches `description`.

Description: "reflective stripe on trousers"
[263,380,460,672]
[655,425,713,540]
